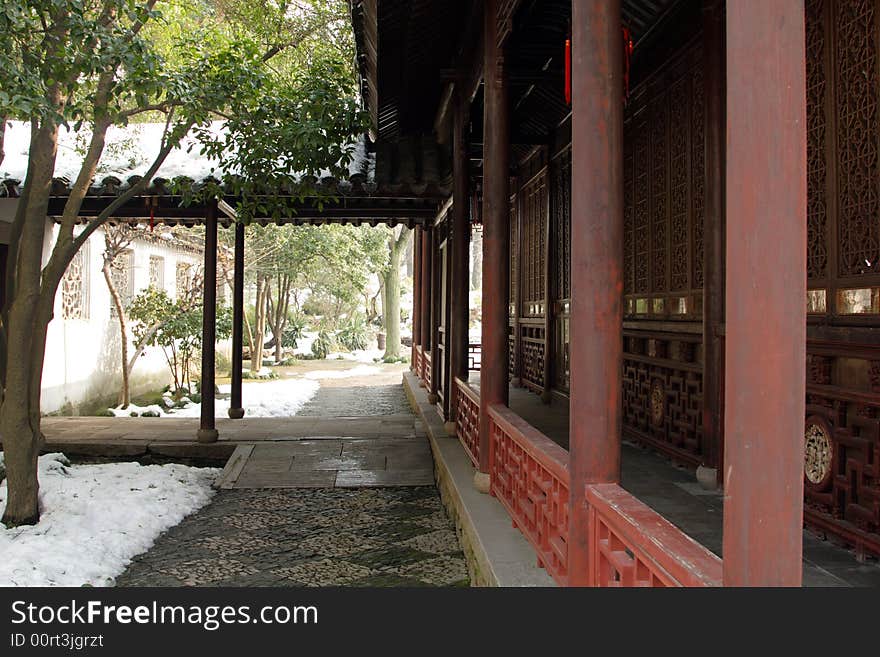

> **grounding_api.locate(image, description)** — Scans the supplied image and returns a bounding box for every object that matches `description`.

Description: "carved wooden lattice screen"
[551,146,571,392]
[803,0,880,555]
[516,153,548,393]
[621,40,706,465]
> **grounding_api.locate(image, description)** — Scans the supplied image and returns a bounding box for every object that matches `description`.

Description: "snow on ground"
[326,348,385,363]
[110,377,320,418]
[172,378,320,418]
[303,365,381,380]
[0,453,218,587]
[108,403,165,418]
[292,332,318,357]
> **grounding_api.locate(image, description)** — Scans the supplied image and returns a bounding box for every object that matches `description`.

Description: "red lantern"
[623,26,634,103]
[565,25,635,106]
[564,37,572,105]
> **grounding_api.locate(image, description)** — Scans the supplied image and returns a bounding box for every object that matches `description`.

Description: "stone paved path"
[117,487,468,587]
[116,379,470,587]
[297,384,411,417]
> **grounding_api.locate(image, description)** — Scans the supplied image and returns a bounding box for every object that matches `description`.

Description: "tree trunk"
[470,229,483,290]
[102,260,130,407]
[382,229,409,359]
[0,120,59,527]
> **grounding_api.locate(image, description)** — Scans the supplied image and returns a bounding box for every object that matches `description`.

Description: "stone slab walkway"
[216,438,435,489]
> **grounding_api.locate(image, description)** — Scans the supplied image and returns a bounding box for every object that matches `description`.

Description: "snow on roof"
[0,120,373,186]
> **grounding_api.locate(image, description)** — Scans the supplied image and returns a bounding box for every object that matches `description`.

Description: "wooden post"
[542,155,553,404]
[198,200,219,443]
[228,222,245,419]
[568,0,624,585]
[722,0,806,586]
[420,227,433,388]
[700,0,725,485]
[449,90,472,427]
[511,190,522,388]
[478,0,510,475]
[412,226,422,371]
[429,225,441,405]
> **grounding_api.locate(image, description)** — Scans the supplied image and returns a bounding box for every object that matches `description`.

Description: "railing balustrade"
[453,377,480,467]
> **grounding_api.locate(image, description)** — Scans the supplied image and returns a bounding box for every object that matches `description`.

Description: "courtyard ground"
[25,358,469,587]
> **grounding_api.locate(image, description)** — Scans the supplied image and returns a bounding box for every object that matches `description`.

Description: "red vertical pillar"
[568,0,624,585]
[479,0,510,475]
[700,0,725,485]
[448,90,471,428]
[722,0,806,586]
[428,227,441,404]
[412,226,422,371]
[420,226,433,387]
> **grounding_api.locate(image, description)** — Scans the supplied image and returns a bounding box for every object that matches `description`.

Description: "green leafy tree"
[129,285,231,393]
[0,0,363,526]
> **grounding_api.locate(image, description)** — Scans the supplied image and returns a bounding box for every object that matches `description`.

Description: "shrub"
[282,313,307,349]
[337,314,369,351]
[311,328,334,359]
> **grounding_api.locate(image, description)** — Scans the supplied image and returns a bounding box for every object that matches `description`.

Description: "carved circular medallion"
[804,417,833,490]
[650,380,665,427]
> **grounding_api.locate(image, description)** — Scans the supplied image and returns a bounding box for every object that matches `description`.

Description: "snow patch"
[168,378,319,418]
[0,453,218,587]
[108,377,319,419]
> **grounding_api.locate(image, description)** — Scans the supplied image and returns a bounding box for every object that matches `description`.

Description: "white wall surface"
[40,221,204,413]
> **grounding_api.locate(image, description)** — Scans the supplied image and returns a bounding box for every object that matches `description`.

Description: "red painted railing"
[414,345,424,381]
[488,404,570,585]
[585,484,722,587]
[450,391,722,587]
[424,352,433,390]
[454,377,480,467]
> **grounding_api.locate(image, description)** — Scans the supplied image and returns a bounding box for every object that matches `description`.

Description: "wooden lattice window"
[176,261,192,300]
[110,249,134,315]
[61,242,89,320]
[149,255,165,290]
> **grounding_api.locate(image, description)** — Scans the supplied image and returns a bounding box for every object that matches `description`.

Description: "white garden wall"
[40,220,205,414]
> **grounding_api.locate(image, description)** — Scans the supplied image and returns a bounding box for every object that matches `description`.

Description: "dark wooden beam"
[228,222,245,420]
[198,200,220,443]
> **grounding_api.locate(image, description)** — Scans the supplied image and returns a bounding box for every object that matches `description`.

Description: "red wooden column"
[412,226,422,372]
[700,0,725,486]
[428,225,441,404]
[448,89,471,429]
[478,0,510,476]
[568,0,624,585]
[420,226,433,387]
[722,0,806,586]
[198,200,220,443]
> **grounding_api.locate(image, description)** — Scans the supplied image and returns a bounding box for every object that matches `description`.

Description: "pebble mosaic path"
[116,380,470,587]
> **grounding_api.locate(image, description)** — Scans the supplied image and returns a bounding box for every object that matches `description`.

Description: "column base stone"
[696,465,719,490]
[474,471,491,494]
[227,408,245,419]
[197,429,219,444]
